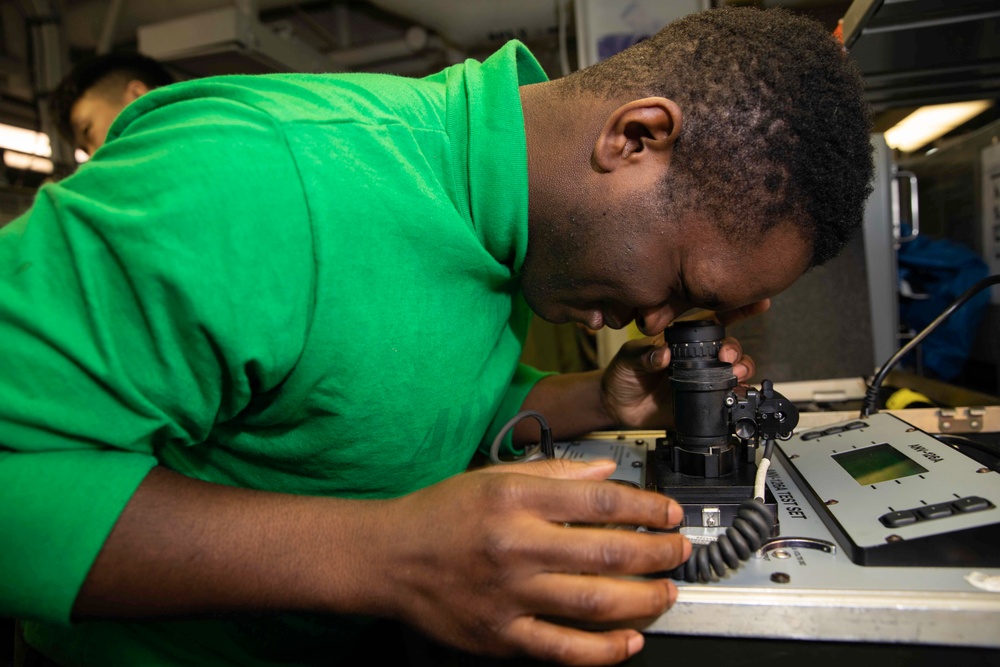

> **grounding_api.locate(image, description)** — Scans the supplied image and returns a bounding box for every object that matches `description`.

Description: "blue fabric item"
[597,34,651,60]
[897,225,989,380]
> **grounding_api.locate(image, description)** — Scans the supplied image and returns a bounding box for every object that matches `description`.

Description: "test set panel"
[778,412,998,567]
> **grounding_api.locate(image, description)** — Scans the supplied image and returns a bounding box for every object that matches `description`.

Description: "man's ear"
[592,97,682,173]
[122,80,152,104]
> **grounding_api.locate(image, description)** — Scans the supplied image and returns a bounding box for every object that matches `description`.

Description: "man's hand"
[599,301,767,429]
[75,462,688,667]
[377,458,690,666]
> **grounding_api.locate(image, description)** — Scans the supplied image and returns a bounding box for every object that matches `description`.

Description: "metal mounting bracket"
[937,407,986,432]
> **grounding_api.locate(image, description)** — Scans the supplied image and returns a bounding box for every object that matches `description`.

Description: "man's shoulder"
[117,71,449,132]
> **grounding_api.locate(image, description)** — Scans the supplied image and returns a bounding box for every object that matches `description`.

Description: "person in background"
[49,52,175,157]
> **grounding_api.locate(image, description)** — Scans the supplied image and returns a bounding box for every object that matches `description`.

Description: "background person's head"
[50,52,175,156]
[519,7,874,335]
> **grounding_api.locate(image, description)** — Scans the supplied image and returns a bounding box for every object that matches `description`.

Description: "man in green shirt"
[1,8,873,666]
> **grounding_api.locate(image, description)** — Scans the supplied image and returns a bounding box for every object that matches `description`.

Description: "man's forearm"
[73,466,394,619]
[514,370,616,445]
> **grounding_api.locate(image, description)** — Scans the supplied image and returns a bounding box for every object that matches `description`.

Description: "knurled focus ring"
[669,340,722,359]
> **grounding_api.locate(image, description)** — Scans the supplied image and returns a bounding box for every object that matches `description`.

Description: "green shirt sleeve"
[0,92,315,623]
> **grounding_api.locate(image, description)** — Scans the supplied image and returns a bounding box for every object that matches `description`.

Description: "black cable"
[862,275,1000,417]
[932,434,1000,471]
[761,437,775,461]
[664,498,774,583]
[488,410,554,464]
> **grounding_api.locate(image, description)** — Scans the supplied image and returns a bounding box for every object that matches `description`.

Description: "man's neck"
[519,81,609,234]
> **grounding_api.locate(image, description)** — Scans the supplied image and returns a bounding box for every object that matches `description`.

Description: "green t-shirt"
[0,41,549,665]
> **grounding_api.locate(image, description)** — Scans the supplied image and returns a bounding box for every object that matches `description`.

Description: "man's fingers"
[472,468,686,542]
[718,336,743,364]
[716,336,755,379]
[734,353,756,380]
[525,525,691,576]
[502,474,684,530]
[478,457,618,482]
[615,336,669,372]
[520,572,678,623]
[506,616,646,667]
[641,343,670,371]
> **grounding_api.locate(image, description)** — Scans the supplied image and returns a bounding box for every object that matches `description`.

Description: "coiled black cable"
[667,498,775,583]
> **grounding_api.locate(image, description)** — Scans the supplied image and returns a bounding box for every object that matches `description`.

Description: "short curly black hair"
[567,7,874,267]
[49,52,175,144]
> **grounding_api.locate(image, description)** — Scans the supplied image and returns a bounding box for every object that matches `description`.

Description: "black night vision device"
[651,319,800,582]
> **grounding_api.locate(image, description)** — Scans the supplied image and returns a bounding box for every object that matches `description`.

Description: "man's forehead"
[69,92,99,123]
[70,90,120,128]
[682,219,811,310]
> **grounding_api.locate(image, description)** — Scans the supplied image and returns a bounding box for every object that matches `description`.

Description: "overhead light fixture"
[884,100,994,153]
[4,151,54,174]
[0,122,51,158]
[0,122,56,174]
[0,122,92,171]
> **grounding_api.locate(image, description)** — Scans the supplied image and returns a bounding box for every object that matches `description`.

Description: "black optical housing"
[652,320,799,529]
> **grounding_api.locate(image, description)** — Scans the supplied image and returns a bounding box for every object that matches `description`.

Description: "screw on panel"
[773,550,791,559]
[770,573,791,584]
[826,499,839,505]
[886,535,904,543]
[977,468,990,474]
[632,461,643,468]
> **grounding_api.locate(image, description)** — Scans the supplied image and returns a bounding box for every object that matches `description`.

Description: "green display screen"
[832,443,928,485]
